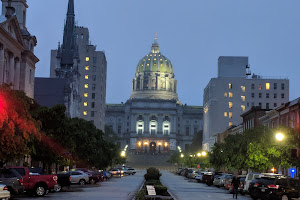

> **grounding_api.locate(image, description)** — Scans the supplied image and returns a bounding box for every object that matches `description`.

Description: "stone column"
[14,58,20,90]
[131,114,136,134]
[140,78,144,89]
[9,53,14,84]
[166,77,170,90]
[157,115,163,134]
[157,77,161,90]
[0,46,4,84]
[134,79,137,90]
[144,115,149,134]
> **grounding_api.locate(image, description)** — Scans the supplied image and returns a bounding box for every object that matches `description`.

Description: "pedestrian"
[231,173,240,199]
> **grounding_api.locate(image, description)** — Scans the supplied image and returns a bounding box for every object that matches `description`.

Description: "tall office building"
[202,56,289,151]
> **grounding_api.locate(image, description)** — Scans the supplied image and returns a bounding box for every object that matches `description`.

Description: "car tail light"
[18,178,23,185]
[53,176,58,182]
[3,186,8,190]
[254,183,259,187]
[268,184,279,189]
[69,176,71,181]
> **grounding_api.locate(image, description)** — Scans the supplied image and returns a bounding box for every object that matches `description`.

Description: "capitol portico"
[105,36,203,153]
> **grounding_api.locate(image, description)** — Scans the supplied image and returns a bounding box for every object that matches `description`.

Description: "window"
[266,83,270,90]
[83,111,87,116]
[93,66,96,72]
[241,96,245,102]
[194,127,198,134]
[229,102,233,108]
[251,84,255,90]
[150,124,156,134]
[84,84,88,88]
[118,125,121,134]
[92,75,96,81]
[251,102,254,107]
[274,93,277,98]
[224,93,228,97]
[224,112,227,117]
[281,83,285,90]
[241,86,245,92]
[84,102,88,106]
[92,93,95,99]
[247,102,250,107]
[163,122,170,135]
[92,84,96,90]
[185,127,190,136]
[266,103,269,109]
[81,34,84,39]
[274,103,277,107]
[251,93,255,98]
[91,111,95,117]
[29,69,32,84]
[266,93,269,98]
[241,105,245,112]
[229,112,232,118]
[86,57,89,61]
[85,66,89,71]
[84,93,88,97]
[91,102,95,108]
[281,93,285,99]
[85,75,89,80]
[229,122,233,126]
[93,57,97,64]
[229,83,232,89]
[274,83,277,90]
[259,93,262,98]
[229,92,233,98]
[259,103,262,107]
[259,84,262,90]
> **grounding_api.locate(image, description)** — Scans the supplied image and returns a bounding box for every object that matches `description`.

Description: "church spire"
[61,0,77,65]
[151,33,160,53]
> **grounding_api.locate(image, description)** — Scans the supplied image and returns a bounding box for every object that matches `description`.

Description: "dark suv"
[0,168,24,196]
[249,176,298,200]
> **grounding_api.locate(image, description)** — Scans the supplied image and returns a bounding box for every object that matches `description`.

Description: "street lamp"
[275,133,284,141]
[202,151,207,157]
[180,153,184,158]
[197,153,201,157]
[121,151,126,157]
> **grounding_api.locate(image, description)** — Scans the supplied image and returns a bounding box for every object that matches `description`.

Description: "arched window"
[136,120,144,134]
[163,121,170,135]
[143,77,149,89]
[149,120,157,135]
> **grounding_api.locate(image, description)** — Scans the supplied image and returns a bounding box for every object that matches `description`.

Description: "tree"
[0,85,40,167]
[190,130,203,153]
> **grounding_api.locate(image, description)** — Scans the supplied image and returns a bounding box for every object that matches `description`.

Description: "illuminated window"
[241,105,245,112]
[229,83,232,89]
[85,75,89,80]
[86,57,89,61]
[229,112,232,118]
[85,66,89,70]
[259,84,262,90]
[84,102,88,106]
[224,112,227,117]
[84,84,88,88]
[154,58,157,61]
[241,96,245,102]
[84,93,88,97]
[241,86,245,92]
[229,122,233,126]
[266,83,270,90]
[83,111,87,116]
[147,64,149,66]
[224,93,227,97]
[150,54,152,56]
[229,102,233,108]
[229,92,233,98]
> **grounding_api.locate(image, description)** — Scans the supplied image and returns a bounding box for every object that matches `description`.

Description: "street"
[160,171,251,200]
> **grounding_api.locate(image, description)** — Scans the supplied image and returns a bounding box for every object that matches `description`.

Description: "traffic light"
[291,149,298,158]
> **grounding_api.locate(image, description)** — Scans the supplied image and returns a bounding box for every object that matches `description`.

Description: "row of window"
[83,93,96,99]
[228,83,286,91]
[84,102,96,108]
[85,75,97,81]
[83,111,96,117]
[85,66,97,72]
[85,56,97,64]
[228,102,246,111]
[228,84,245,92]
[84,84,96,90]
[247,102,283,109]
[251,93,285,99]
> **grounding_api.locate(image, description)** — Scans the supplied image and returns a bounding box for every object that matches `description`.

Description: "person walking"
[231,174,240,199]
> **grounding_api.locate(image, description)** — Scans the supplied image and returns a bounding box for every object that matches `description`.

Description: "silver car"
[0,184,10,200]
[68,171,89,185]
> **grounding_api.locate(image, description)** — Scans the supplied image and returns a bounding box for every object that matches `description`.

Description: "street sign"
[146,185,156,196]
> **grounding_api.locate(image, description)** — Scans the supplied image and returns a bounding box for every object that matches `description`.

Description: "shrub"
[135,188,146,200]
[154,185,169,196]
[144,180,161,185]
[144,167,162,181]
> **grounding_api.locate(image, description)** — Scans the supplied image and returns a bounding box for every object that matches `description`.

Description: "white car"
[195,172,209,183]
[0,184,10,200]
[69,171,89,185]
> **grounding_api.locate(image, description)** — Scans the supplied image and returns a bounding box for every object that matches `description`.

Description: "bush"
[154,185,169,196]
[144,167,162,181]
[135,188,146,200]
[144,180,161,185]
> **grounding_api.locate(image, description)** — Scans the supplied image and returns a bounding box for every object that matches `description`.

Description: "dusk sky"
[4,0,300,105]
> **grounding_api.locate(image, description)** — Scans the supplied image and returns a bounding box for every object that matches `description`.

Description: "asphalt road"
[14,170,145,200]
[160,171,252,200]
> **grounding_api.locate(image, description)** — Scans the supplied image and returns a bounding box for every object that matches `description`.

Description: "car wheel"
[281,195,289,200]
[79,179,86,185]
[34,185,46,197]
[90,179,96,184]
[54,184,62,192]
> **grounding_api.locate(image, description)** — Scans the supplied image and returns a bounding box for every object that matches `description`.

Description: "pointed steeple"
[151,33,160,53]
[61,0,76,65]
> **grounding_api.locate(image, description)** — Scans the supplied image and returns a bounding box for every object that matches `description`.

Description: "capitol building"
[105,37,203,153]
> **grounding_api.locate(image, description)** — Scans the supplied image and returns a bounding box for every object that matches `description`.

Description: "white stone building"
[202,56,289,151]
[106,37,203,153]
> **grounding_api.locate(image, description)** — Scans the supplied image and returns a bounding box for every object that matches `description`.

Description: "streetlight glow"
[180,154,184,158]
[197,153,201,157]
[121,151,126,157]
[276,133,284,141]
[202,151,207,156]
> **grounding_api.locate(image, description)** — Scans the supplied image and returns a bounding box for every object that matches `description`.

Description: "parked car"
[214,174,231,187]
[0,184,10,200]
[228,175,246,194]
[187,169,200,179]
[195,172,208,183]
[126,168,136,175]
[109,168,121,176]
[244,172,281,193]
[56,173,71,192]
[68,171,89,185]
[176,168,183,175]
[101,171,111,180]
[7,166,58,197]
[0,168,24,196]
[89,171,104,183]
[202,172,214,186]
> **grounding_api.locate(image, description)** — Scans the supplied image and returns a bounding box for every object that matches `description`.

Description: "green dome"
[136,39,174,74]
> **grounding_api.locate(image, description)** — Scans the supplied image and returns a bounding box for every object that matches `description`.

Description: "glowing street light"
[202,151,207,156]
[121,151,126,157]
[275,133,284,141]
[197,153,201,157]
[271,167,276,173]
[180,154,184,158]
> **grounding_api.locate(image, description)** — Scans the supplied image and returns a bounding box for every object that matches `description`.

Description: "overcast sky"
[4,0,300,105]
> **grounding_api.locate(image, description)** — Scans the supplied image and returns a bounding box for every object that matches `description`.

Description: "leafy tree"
[0,85,40,167]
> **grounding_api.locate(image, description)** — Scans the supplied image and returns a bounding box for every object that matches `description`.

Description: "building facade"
[0,0,38,98]
[105,37,203,153]
[203,56,289,151]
